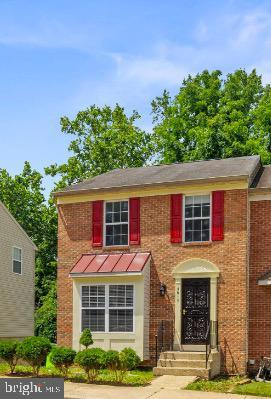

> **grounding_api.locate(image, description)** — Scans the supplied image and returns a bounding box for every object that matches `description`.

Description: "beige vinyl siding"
[0,203,35,338]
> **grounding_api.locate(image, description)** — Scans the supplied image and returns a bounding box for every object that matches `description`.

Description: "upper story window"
[105,201,129,246]
[12,247,22,274]
[184,195,211,242]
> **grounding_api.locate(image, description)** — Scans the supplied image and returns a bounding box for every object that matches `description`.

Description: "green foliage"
[119,348,140,371]
[103,348,140,383]
[45,104,153,189]
[79,329,93,349]
[0,341,19,374]
[233,381,271,397]
[186,376,244,393]
[152,69,271,164]
[16,337,51,377]
[103,350,120,371]
[35,283,57,343]
[50,346,76,378]
[75,348,105,383]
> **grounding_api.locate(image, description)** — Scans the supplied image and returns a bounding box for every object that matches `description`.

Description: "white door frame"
[172,259,220,350]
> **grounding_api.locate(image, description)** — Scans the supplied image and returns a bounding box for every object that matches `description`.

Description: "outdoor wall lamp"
[159,283,167,296]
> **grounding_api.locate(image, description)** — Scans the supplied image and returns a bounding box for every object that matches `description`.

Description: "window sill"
[102,245,130,251]
[181,241,212,247]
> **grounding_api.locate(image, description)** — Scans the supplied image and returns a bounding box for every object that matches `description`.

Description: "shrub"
[16,337,51,377]
[103,350,120,371]
[79,329,93,349]
[119,348,140,371]
[103,348,140,383]
[75,348,105,383]
[50,346,76,378]
[0,340,19,374]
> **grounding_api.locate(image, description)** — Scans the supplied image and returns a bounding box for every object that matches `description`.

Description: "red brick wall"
[249,200,271,371]
[57,189,249,374]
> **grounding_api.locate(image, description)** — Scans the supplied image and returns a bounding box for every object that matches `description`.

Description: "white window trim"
[80,283,135,334]
[103,199,129,247]
[12,246,22,275]
[183,193,212,243]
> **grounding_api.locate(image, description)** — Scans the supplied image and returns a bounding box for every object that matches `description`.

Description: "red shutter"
[129,198,140,245]
[212,191,224,241]
[171,194,182,243]
[92,200,103,247]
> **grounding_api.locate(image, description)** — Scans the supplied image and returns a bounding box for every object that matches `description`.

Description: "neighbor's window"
[105,201,129,246]
[184,195,211,242]
[12,247,22,274]
[81,284,134,333]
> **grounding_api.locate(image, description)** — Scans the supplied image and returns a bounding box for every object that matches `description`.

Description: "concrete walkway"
[64,375,268,399]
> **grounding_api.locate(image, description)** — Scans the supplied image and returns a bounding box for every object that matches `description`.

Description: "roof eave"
[54,174,249,198]
[69,271,144,278]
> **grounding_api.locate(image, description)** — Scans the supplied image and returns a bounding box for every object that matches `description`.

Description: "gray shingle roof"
[54,155,261,196]
[255,165,271,189]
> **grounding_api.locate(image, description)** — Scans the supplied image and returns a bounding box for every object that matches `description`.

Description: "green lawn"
[0,363,153,386]
[186,376,271,397]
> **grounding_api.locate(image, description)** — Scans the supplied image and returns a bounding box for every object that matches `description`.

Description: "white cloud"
[232,10,271,47]
[66,4,271,125]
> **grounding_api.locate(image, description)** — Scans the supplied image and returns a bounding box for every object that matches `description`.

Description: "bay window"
[81,284,134,333]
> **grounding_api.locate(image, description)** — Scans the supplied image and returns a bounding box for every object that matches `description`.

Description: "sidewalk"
[64,375,268,399]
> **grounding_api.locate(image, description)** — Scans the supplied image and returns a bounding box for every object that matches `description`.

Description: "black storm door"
[182,278,210,344]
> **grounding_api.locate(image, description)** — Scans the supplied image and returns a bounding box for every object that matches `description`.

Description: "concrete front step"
[158,359,209,368]
[159,351,207,360]
[153,366,210,378]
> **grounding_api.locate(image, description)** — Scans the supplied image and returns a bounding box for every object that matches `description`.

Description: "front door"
[182,278,210,344]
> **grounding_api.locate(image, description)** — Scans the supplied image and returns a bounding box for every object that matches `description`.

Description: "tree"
[152,69,271,164]
[45,104,153,188]
[35,282,57,343]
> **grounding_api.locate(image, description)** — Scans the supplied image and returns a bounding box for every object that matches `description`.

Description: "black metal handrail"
[155,320,174,365]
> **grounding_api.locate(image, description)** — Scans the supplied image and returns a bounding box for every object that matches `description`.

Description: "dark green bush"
[50,346,76,378]
[75,348,105,383]
[0,340,19,373]
[103,350,120,371]
[16,337,51,377]
[79,329,93,349]
[103,348,140,383]
[119,348,140,371]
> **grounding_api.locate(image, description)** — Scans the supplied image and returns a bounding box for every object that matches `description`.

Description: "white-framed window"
[81,284,134,333]
[12,247,22,274]
[184,195,211,242]
[104,200,129,246]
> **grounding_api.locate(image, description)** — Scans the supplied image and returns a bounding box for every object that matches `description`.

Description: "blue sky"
[1,0,271,193]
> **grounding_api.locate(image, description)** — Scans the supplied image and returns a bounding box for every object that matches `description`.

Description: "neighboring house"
[0,201,36,340]
[54,155,271,377]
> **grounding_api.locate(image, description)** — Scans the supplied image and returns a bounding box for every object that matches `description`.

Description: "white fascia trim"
[258,280,271,286]
[70,272,144,278]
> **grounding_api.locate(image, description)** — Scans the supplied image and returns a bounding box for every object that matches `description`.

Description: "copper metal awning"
[70,252,151,276]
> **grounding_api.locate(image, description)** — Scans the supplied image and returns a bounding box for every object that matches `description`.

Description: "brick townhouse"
[54,155,271,378]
